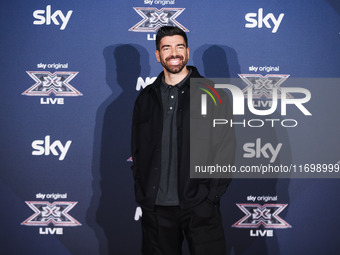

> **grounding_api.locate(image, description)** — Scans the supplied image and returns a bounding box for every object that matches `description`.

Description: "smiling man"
[155,33,189,79]
[131,26,234,255]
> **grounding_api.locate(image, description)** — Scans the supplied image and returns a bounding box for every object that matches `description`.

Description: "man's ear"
[155,50,160,63]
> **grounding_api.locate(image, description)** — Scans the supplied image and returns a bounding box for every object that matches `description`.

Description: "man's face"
[155,35,189,74]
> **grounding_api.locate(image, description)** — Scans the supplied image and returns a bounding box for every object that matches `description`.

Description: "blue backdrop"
[1,0,340,254]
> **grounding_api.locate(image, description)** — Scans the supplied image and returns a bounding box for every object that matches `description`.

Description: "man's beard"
[160,54,188,74]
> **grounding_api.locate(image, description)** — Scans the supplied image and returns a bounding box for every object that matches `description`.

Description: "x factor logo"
[233,203,291,228]
[21,201,81,227]
[129,7,188,32]
[239,74,292,99]
[22,71,82,96]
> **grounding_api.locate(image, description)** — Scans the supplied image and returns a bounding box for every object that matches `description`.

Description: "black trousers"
[141,199,226,255]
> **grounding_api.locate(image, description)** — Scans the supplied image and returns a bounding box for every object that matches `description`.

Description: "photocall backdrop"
[1,0,340,254]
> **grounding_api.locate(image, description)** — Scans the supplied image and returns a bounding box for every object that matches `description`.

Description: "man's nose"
[170,47,178,56]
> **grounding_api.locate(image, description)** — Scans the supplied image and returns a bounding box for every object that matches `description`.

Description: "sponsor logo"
[249,65,280,73]
[129,7,188,40]
[243,138,282,163]
[136,76,157,91]
[37,63,69,70]
[32,135,72,161]
[23,71,81,97]
[233,203,291,228]
[245,8,284,33]
[22,198,81,235]
[144,0,175,5]
[36,193,67,200]
[233,195,291,237]
[134,206,143,221]
[33,5,73,30]
[239,74,291,100]
[23,70,81,104]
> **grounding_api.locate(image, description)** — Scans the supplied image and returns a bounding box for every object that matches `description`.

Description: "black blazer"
[131,66,235,209]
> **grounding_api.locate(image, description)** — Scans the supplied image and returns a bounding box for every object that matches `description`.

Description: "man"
[131,26,235,255]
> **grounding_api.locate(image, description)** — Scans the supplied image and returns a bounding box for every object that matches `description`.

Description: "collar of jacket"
[150,66,202,90]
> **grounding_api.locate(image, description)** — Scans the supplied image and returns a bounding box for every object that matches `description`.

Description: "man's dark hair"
[156,26,188,51]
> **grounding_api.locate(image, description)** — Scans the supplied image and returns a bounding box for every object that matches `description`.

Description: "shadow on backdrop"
[327,0,340,16]
[194,45,291,255]
[87,44,150,254]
